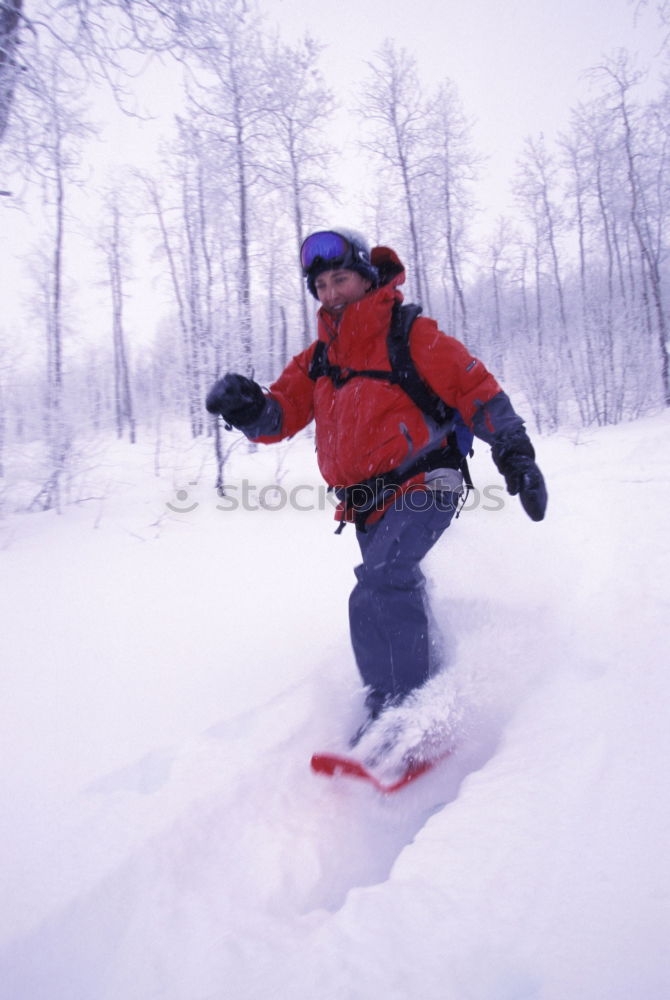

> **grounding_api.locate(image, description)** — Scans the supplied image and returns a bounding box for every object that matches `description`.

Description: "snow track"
[1,668,498,1000]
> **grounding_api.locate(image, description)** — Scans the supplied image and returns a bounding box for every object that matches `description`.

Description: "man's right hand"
[206,373,266,428]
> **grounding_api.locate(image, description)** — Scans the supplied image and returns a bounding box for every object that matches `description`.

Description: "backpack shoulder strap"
[308,340,328,382]
[387,303,454,426]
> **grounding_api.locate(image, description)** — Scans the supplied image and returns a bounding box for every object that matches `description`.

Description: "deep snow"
[1,411,669,999]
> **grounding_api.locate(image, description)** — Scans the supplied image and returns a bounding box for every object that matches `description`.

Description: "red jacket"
[255,247,502,494]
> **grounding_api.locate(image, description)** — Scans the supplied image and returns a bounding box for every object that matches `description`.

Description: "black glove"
[491,428,548,522]
[206,373,266,428]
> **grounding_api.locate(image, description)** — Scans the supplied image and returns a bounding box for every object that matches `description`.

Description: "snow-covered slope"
[1,413,669,1000]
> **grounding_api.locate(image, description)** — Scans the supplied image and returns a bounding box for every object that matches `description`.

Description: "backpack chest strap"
[309,344,395,389]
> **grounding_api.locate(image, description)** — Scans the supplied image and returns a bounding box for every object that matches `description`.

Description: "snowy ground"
[1,411,669,1000]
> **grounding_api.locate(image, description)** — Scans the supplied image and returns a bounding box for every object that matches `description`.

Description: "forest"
[0,0,669,512]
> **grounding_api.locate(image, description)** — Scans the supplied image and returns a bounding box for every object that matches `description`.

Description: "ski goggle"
[300,231,352,274]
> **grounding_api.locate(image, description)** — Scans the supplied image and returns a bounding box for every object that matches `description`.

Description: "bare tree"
[184,0,274,369]
[0,0,23,143]
[177,119,214,435]
[597,53,670,405]
[263,34,336,347]
[514,134,591,426]
[140,171,203,436]
[99,193,136,442]
[486,216,515,376]
[424,78,480,338]
[359,40,431,303]
[0,0,196,146]
[12,46,94,510]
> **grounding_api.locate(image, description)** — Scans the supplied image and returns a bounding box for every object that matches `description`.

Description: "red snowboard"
[310,750,449,794]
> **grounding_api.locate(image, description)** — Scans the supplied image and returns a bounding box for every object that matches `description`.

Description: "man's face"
[314,269,372,312]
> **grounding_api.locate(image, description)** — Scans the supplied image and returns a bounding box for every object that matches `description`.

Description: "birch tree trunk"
[359,41,429,303]
[106,200,136,443]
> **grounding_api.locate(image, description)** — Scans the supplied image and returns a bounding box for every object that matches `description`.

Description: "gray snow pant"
[349,488,460,701]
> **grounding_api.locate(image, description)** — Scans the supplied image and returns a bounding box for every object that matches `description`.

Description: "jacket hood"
[371,246,405,288]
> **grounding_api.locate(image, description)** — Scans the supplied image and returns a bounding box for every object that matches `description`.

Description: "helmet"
[300,228,379,299]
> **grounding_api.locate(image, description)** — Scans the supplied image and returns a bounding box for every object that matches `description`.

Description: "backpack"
[308,302,474,530]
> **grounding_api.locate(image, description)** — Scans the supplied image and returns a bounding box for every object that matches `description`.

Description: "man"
[206,228,547,740]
